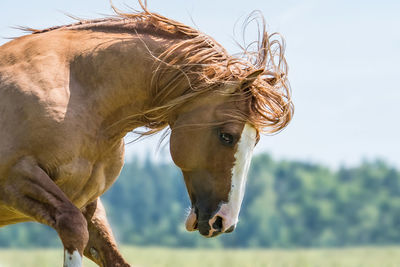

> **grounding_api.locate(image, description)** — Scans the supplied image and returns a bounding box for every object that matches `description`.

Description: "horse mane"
[21,0,293,135]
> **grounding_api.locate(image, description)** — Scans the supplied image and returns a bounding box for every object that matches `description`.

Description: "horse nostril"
[212,216,223,232]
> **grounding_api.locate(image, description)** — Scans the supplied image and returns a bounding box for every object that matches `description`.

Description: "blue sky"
[1,0,399,168]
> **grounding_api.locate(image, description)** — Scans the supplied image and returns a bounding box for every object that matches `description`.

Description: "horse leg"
[82,198,130,267]
[0,157,89,266]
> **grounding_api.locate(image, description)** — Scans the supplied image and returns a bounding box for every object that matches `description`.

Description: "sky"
[1,0,399,168]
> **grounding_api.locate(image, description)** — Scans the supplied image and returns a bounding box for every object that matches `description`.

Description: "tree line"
[1,153,399,248]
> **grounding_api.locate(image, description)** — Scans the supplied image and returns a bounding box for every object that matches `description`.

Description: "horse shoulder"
[54,139,125,208]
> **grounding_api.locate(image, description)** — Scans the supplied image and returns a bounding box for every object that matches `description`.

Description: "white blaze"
[218,123,256,230]
[64,250,82,267]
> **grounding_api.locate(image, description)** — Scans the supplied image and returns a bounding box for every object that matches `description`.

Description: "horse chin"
[185,208,198,232]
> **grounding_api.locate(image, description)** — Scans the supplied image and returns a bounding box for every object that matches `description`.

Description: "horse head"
[169,70,273,237]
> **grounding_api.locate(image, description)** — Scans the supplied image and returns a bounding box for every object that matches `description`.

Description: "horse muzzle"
[185,207,236,238]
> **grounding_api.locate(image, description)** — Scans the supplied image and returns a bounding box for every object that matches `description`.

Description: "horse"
[0,1,292,266]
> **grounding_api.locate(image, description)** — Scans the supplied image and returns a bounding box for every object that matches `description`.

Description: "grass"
[0,246,400,267]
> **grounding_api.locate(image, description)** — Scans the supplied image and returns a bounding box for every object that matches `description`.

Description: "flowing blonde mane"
[23,0,293,135]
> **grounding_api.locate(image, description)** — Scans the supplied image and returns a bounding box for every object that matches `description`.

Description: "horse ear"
[241,69,264,89]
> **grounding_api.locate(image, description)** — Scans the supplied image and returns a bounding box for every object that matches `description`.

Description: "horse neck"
[67,30,187,141]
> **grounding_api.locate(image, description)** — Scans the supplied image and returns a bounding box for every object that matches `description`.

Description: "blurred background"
[1,0,399,266]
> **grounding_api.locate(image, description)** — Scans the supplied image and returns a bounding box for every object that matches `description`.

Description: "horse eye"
[219,132,234,145]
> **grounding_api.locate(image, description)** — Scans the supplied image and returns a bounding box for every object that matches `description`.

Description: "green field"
[1,246,400,267]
